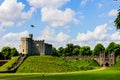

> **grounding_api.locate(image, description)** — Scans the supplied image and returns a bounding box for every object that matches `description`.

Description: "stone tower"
[19,34,52,55]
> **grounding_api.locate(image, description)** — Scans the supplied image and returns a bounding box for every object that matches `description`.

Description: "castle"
[19,34,52,55]
[19,34,116,66]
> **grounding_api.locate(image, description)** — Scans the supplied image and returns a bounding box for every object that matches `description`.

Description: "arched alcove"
[105,62,109,66]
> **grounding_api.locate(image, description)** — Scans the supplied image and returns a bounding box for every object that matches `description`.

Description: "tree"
[1,47,11,59]
[106,42,120,56]
[58,47,64,56]
[114,43,120,56]
[114,9,120,29]
[93,43,105,56]
[80,46,92,56]
[106,42,116,53]
[72,48,80,55]
[52,47,58,56]
[72,45,80,55]
[64,43,74,56]
[0,52,4,60]
[1,47,19,59]
[73,45,80,49]
[11,47,19,56]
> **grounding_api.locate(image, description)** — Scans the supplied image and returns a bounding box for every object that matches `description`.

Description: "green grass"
[0,69,120,80]
[0,56,19,71]
[0,57,120,80]
[16,56,99,73]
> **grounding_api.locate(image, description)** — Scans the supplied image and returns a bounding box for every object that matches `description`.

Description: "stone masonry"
[19,34,52,55]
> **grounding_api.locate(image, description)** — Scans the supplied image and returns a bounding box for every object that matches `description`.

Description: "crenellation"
[34,40,45,42]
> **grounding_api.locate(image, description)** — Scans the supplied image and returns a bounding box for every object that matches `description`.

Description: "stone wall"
[45,43,52,55]
[65,53,115,67]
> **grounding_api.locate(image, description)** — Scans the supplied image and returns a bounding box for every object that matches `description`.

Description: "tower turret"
[29,34,33,39]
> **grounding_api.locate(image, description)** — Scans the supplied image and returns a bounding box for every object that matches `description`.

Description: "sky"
[0,0,120,51]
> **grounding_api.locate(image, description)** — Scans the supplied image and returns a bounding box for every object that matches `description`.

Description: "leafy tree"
[11,47,19,56]
[93,43,105,56]
[114,9,120,29]
[113,43,120,56]
[73,45,80,49]
[72,48,80,55]
[106,42,116,53]
[80,46,92,56]
[106,42,120,56]
[1,47,19,59]
[1,47,11,59]
[58,47,64,56]
[52,47,58,56]
[72,45,80,55]
[0,52,4,60]
[64,43,74,56]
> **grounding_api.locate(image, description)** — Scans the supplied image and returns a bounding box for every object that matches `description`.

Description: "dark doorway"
[105,62,109,66]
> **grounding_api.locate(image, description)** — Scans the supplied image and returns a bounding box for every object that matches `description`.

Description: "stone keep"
[19,34,52,55]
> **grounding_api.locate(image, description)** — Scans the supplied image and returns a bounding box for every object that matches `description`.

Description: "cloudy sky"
[0,0,120,50]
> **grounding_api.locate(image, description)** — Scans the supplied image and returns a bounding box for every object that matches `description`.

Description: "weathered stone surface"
[19,34,52,55]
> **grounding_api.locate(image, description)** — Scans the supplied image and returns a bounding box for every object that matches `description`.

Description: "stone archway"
[105,62,109,66]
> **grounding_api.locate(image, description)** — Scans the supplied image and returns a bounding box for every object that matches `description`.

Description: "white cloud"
[37,27,70,48]
[108,9,118,17]
[38,27,55,41]
[76,24,108,41]
[98,3,103,8]
[0,30,29,51]
[111,32,120,41]
[94,24,108,40]
[41,8,75,27]
[56,32,70,42]
[37,24,120,49]
[38,27,70,42]
[80,0,88,6]
[0,0,34,28]
[74,24,120,49]
[28,0,77,28]
[27,0,69,8]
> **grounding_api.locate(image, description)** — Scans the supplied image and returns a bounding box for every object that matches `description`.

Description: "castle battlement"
[34,40,45,42]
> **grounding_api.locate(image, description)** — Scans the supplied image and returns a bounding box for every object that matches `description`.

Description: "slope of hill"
[16,56,99,73]
[0,56,18,71]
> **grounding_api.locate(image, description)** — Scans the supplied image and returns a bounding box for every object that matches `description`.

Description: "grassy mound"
[16,56,99,73]
[0,56,18,71]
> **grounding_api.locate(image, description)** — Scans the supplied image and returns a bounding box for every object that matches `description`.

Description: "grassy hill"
[16,56,99,73]
[1,57,120,80]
